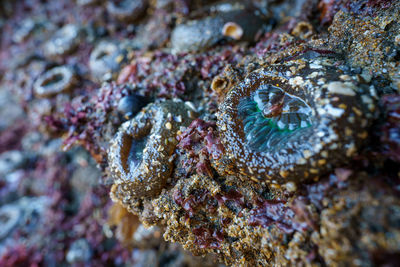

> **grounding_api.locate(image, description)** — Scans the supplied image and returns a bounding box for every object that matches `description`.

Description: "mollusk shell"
[171,5,265,53]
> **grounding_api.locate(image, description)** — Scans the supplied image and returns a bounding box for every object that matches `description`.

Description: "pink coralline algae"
[0,244,43,267]
[1,0,400,266]
[318,0,393,25]
[248,198,311,234]
[55,83,129,162]
[177,119,224,177]
[0,121,27,153]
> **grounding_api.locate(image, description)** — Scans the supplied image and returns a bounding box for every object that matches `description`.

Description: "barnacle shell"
[109,100,195,198]
[43,24,82,58]
[0,204,21,240]
[13,18,54,44]
[89,41,130,82]
[217,55,377,182]
[33,66,77,98]
[106,0,148,23]
[76,0,101,6]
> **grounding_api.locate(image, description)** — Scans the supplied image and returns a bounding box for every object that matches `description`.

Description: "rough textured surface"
[0,0,399,266]
[217,53,377,183]
[109,100,196,198]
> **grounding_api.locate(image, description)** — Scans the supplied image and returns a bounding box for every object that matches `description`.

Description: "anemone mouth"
[127,136,147,172]
[119,132,148,176]
[238,84,313,152]
[119,133,133,175]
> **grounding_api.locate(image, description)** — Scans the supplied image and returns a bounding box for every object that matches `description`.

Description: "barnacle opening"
[91,42,118,64]
[238,84,313,152]
[89,41,128,81]
[42,73,64,87]
[33,66,75,97]
[0,204,21,240]
[106,0,147,22]
[44,24,81,57]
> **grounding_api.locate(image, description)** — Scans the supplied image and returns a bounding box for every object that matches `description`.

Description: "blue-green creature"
[217,54,377,183]
[238,84,312,152]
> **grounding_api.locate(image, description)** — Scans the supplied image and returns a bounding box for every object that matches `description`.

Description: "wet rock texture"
[1,0,400,266]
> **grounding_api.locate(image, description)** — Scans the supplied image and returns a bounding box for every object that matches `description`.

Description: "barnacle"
[217,54,377,182]
[43,24,82,58]
[13,18,53,44]
[76,0,101,6]
[89,41,131,82]
[0,204,21,240]
[106,0,148,23]
[33,66,77,98]
[109,100,195,198]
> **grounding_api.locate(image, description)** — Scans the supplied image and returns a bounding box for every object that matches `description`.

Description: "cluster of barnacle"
[3,0,399,265]
[4,0,271,161]
[1,0,155,144]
